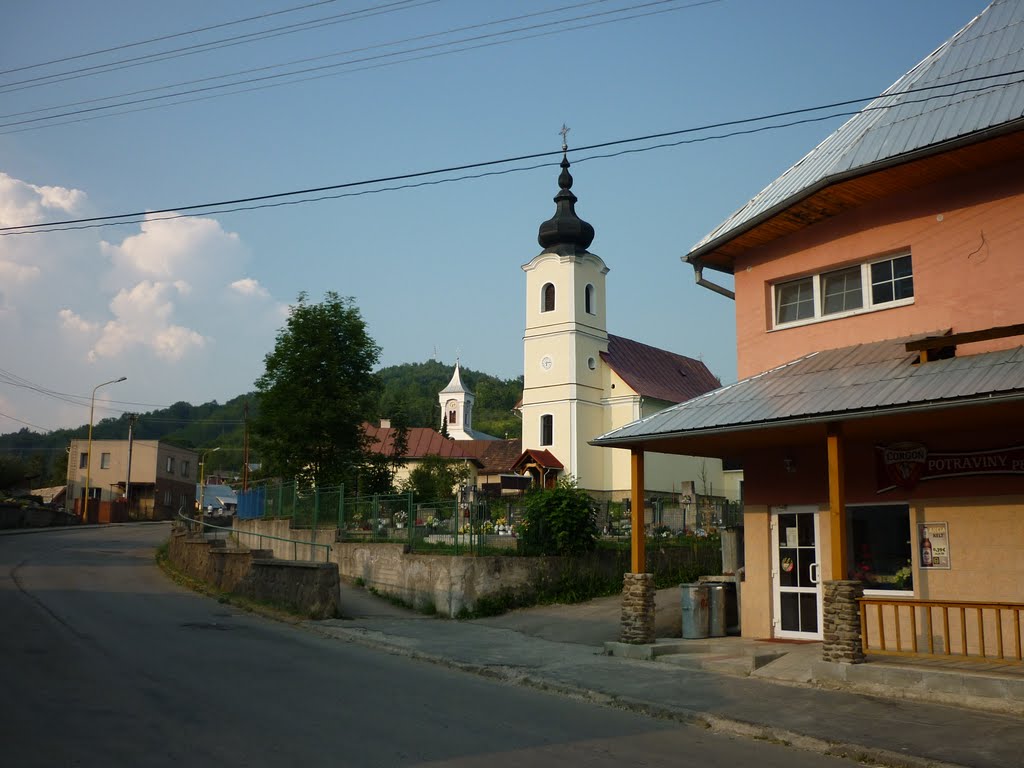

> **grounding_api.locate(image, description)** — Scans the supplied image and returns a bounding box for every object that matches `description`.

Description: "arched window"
[542,283,556,313]
[540,414,553,446]
[585,284,595,314]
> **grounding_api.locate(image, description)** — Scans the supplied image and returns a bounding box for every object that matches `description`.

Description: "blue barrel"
[681,583,710,639]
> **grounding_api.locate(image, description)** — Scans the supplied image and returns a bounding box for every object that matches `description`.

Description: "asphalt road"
[1,524,857,767]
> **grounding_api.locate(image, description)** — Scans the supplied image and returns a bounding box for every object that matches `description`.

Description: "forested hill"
[377,360,523,440]
[0,361,523,486]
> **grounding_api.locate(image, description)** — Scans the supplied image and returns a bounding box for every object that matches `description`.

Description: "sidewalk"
[306,584,1024,768]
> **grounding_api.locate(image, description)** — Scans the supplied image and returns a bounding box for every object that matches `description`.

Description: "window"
[848,504,913,592]
[181,460,190,477]
[79,452,88,469]
[163,490,172,506]
[166,456,176,473]
[584,284,595,314]
[540,414,553,446]
[181,493,189,510]
[773,253,913,328]
[542,282,555,313]
[100,452,111,469]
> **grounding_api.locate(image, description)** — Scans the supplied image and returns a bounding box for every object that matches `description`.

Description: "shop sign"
[918,522,950,569]
[876,443,1024,492]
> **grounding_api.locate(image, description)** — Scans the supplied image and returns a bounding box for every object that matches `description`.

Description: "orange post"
[630,449,645,574]
[827,422,848,581]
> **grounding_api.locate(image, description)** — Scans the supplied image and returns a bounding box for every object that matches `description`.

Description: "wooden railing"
[859,597,1024,664]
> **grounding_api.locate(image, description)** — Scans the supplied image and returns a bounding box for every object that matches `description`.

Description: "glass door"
[771,506,822,639]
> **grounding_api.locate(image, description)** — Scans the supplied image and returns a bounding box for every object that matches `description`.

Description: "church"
[429,144,733,503]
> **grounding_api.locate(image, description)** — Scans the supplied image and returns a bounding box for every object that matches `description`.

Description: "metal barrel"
[680,583,710,639]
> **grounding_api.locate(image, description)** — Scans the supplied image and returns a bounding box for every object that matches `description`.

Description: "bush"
[519,479,599,556]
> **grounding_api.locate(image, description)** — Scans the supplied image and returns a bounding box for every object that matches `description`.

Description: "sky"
[0,0,992,433]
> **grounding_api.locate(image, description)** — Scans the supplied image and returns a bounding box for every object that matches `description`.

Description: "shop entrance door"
[771,506,822,639]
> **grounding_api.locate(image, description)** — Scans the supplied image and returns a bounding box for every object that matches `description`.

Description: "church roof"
[601,334,721,404]
[537,152,595,255]
[440,361,472,395]
[363,424,483,465]
[512,449,564,471]
[688,0,1024,266]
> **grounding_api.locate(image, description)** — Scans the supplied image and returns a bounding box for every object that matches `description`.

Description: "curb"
[304,622,969,768]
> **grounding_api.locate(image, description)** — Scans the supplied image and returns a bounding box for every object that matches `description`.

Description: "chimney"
[380,418,391,429]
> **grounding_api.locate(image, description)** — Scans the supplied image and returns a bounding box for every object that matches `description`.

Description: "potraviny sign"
[876,443,1024,492]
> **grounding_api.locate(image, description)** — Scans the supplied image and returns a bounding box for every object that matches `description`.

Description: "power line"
[0,0,602,121]
[0,0,430,95]
[3,71,1019,237]
[0,0,685,128]
[0,410,52,433]
[0,0,341,78]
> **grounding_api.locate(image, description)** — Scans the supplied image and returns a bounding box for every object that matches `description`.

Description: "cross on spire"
[559,123,570,152]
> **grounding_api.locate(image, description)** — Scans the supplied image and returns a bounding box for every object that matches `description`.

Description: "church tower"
[439,361,476,441]
[521,137,609,488]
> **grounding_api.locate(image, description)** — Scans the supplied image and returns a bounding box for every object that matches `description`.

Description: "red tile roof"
[363,424,483,465]
[512,449,564,471]
[601,334,721,404]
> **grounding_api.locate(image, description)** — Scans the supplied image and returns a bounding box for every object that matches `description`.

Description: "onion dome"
[537,153,595,251]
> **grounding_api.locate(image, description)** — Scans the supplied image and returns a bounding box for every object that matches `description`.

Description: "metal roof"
[688,0,1024,260]
[592,336,1024,445]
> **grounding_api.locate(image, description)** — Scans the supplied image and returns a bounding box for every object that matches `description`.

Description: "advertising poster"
[918,522,951,569]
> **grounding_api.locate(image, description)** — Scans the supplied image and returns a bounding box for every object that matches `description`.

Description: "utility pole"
[242,400,249,492]
[125,413,137,519]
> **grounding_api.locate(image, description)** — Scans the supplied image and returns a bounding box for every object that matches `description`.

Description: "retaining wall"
[167,530,339,618]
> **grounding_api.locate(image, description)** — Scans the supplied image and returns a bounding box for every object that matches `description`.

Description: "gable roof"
[593,335,1024,445]
[456,439,523,474]
[512,449,564,471]
[363,424,483,465]
[688,0,1024,265]
[601,334,721,403]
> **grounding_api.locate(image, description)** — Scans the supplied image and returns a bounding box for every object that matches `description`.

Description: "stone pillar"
[621,572,655,644]
[822,579,865,664]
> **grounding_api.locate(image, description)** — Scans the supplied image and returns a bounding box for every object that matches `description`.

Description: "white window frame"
[848,501,915,598]
[100,452,111,469]
[166,456,176,473]
[541,282,556,313]
[772,252,914,330]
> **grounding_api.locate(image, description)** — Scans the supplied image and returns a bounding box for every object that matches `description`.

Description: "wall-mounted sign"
[876,443,1024,492]
[918,522,951,569]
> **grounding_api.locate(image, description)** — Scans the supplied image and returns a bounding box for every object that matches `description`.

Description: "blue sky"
[0,0,990,432]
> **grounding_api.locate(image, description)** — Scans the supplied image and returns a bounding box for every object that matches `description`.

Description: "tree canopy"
[252,292,381,489]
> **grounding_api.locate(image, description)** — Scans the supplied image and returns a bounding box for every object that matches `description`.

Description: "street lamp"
[82,376,127,522]
[198,447,221,530]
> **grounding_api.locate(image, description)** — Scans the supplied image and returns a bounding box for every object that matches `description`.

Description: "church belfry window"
[585,284,595,314]
[542,283,555,313]
[541,414,553,446]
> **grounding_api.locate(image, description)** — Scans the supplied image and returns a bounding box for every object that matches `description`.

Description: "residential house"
[595,0,1024,652]
[67,439,198,522]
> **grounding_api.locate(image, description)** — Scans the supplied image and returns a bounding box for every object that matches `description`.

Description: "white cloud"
[101,215,241,282]
[230,277,269,297]
[0,261,40,284]
[58,308,98,333]
[0,172,85,226]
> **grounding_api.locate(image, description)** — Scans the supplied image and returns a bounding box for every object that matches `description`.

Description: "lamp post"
[198,447,221,532]
[82,376,127,523]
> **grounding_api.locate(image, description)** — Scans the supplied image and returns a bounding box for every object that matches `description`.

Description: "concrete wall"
[167,530,339,619]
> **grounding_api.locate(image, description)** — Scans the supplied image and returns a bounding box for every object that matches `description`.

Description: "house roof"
[688,0,1024,266]
[363,424,483,465]
[456,439,523,475]
[601,334,721,403]
[593,335,1024,446]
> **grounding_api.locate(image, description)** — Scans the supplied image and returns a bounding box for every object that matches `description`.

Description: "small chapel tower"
[439,360,476,441]
[520,130,609,485]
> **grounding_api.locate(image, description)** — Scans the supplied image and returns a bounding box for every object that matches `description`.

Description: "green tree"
[0,455,27,493]
[399,454,470,504]
[520,479,599,556]
[252,292,381,489]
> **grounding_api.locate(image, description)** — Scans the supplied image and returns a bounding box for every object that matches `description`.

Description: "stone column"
[621,572,655,644]
[822,579,865,664]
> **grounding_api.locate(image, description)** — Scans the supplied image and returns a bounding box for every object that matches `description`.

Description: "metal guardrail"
[859,596,1024,664]
[177,511,332,563]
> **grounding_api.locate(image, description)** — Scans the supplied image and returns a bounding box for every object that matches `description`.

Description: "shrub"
[519,479,599,557]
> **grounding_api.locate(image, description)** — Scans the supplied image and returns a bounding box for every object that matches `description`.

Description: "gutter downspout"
[692,260,735,300]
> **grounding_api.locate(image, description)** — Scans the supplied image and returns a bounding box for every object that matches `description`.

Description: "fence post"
[338,485,345,531]
[291,482,297,519]
[276,482,283,519]
[407,492,414,550]
[313,486,320,560]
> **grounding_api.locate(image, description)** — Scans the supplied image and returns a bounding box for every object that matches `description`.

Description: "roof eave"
[684,119,1024,274]
[591,390,1024,449]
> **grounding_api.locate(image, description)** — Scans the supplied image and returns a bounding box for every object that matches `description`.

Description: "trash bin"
[707,583,727,637]
[680,583,709,639]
